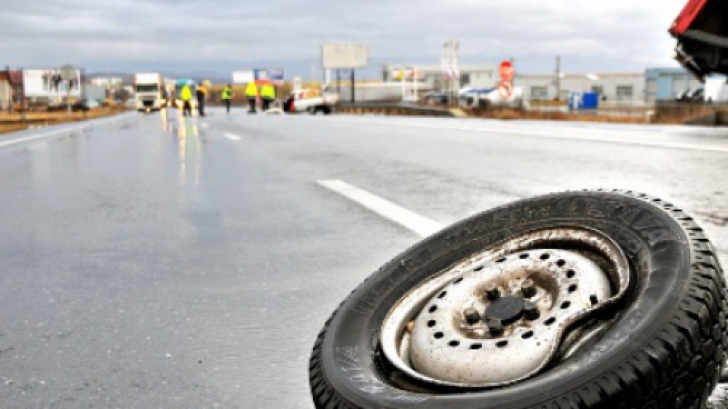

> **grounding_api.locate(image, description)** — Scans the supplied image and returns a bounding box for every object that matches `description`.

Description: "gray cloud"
[0,0,689,76]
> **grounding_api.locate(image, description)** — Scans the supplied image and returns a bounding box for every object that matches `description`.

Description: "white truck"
[283,88,338,114]
[133,73,165,112]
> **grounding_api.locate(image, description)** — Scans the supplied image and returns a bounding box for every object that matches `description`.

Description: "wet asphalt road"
[1,107,727,408]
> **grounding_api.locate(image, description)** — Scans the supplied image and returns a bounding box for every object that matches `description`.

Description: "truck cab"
[134,73,165,112]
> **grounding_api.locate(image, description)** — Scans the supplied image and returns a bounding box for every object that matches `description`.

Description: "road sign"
[441,40,460,79]
[498,80,514,99]
[499,61,514,82]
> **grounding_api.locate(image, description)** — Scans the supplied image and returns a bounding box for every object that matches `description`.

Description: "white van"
[704,76,728,103]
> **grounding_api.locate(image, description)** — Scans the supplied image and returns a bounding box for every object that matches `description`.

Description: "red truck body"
[670,0,708,36]
[671,0,728,78]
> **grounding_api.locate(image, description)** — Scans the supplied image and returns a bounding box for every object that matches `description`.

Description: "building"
[645,68,701,103]
[387,64,498,90]
[0,70,22,111]
[515,72,646,105]
[377,63,700,105]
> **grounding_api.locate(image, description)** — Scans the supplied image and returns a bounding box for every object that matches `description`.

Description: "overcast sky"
[0,0,689,77]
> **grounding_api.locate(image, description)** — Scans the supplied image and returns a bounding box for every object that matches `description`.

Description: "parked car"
[675,88,692,101]
[459,87,527,110]
[421,91,450,105]
[687,86,705,101]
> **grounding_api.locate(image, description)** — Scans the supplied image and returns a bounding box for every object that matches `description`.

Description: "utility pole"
[336,69,341,95]
[4,65,9,114]
[555,55,561,100]
[350,69,355,104]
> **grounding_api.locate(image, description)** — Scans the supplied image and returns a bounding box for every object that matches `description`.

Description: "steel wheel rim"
[380,227,631,389]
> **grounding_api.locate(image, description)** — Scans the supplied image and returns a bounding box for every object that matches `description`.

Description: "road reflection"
[160,107,168,131]
[25,128,84,183]
[27,142,50,182]
[173,111,202,196]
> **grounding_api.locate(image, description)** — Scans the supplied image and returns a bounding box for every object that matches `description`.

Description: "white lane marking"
[0,128,80,148]
[222,132,241,141]
[315,117,728,153]
[318,179,444,237]
[0,114,130,149]
[201,123,210,129]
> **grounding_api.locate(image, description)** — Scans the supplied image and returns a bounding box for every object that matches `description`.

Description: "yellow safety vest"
[245,82,258,98]
[180,85,192,101]
[222,87,232,100]
[261,84,275,99]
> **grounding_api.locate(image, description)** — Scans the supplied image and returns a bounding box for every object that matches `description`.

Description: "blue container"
[569,92,600,110]
[580,92,599,109]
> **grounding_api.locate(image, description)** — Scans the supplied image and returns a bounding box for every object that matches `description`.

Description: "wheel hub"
[485,296,524,325]
[380,228,631,388]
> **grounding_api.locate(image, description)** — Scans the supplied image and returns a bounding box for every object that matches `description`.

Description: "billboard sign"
[322,43,370,69]
[254,69,269,81]
[23,69,82,98]
[268,68,284,84]
[232,70,255,84]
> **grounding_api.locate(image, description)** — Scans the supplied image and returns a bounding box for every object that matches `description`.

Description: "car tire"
[307,106,318,115]
[309,190,727,409]
[479,99,492,111]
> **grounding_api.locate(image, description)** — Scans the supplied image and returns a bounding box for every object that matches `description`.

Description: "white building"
[90,77,123,87]
[515,72,646,105]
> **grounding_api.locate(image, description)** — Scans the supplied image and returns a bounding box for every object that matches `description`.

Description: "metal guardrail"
[335,103,456,117]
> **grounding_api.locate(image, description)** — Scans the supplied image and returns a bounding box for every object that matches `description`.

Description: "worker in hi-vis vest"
[260,83,276,112]
[221,85,233,114]
[180,84,193,117]
[245,81,258,113]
